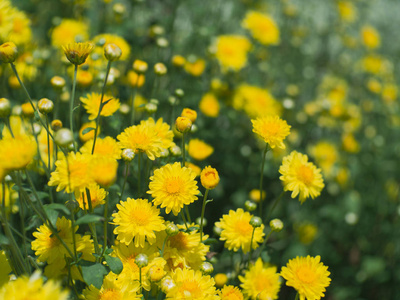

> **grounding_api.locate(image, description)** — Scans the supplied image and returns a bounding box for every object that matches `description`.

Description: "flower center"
[165,177,183,195]
[296,266,316,284]
[297,165,314,186]
[100,289,121,300]
[235,220,253,237]
[169,232,188,250]
[180,280,201,298]
[130,208,150,226]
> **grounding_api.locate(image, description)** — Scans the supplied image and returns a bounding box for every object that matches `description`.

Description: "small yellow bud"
[104,43,122,61]
[133,59,148,73]
[165,223,179,237]
[50,76,66,90]
[0,42,18,63]
[200,166,220,190]
[214,273,228,288]
[181,108,197,123]
[149,25,165,37]
[38,98,54,114]
[172,55,186,67]
[156,37,169,48]
[148,264,166,282]
[21,102,35,118]
[154,62,167,75]
[160,277,175,294]
[175,116,192,133]
[51,119,63,131]
[0,98,11,118]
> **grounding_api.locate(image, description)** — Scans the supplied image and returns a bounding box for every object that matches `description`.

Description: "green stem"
[120,161,130,201]
[185,205,191,224]
[199,189,209,243]
[248,227,256,266]
[85,188,100,257]
[101,193,109,257]
[160,235,168,257]
[139,267,143,294]
[5,117,14,138]
[70,64,78,151]
[295,292,299,300]
[181,133,185,167]
[264,191,285,222]
[138,151,142,196]
[180,211,189,230]
[258,145,269,217]
[46,115,51,172]
[130,85,138,125]
[70,203,78,262]
[91,60,112,155]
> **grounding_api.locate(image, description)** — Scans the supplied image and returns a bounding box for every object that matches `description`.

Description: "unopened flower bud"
[196,217,207,227]
[149,264,166,282]
[11,105,22,116]
[214,273,228,288]
[200,262,214,275]
[250,216,263,228]
[21,102,35,118]
[51,119,63,131]
[154,63,167,75]
[181,108,197,123]
[175,89,184,98]
[51,76,66,90]
[244,200,257,212]
[135,253,149,268]
[133,59,148,73]
[213,226,222,236]
[38,98,54,114]
[145,103,157,114]
[165,223,179,237]
[55,128,74,147]
[269,218,284,232]
[200,166,220,190]
[156,37,169,48]
[65,200,79,214]
[0,42,18,63]
[175,117,192,133]
[172,55,186,67]
[0,98,11,117]
[104,43,122,61]
[170,145,181,156]
[160,277,175,293]
[190,123,198,133]
[150,25,165,37]
[122,149,135,161]
[113,3,126,16]
[168,96,178,106]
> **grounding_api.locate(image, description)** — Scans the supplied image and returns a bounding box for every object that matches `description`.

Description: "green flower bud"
[269,219,283,232]
[104,43,122,61]
[244,200,257,212]
[200,262,214,275]
[250,216,263,228]
[135,253,149,268]
[55,128,74,147]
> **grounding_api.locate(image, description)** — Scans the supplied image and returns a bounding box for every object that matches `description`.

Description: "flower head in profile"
[252,116,291,149]
[281,255,331,300]
[239,258,281,300]
[188,139,214,161]
[219,285,244,300]
[80,92,120,120]
[279,151,324,204]
[214,35,251,72]
[242,11,280,45]
[112,198,166,247]
[0,42,18,63]
[201,166,220,190]
[165,268,218,300]
[148,162,199,216]
[215,208,264,254]
[0,135,37,170]
[62,42,94,65]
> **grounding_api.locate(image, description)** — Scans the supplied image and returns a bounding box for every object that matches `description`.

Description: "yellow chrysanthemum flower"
[215,35,251,72]
[219,285,244,300]
[184,58,206,76]
[148,162,199,216]
[0,272,69,300]
[281,255,331,300]
[76,183,106,210]
[0,1,14,42]
[239,258,281,300]
[80,136,122,159]
[233,84,282,119]
[112,198,166,247]
[215,208,264,254]
[252,116,291,149]
[199,93,220,118]
[80,92,120,120]
[118,123,164,160]
[82,272,141,300]
[308,141,338,177]
[91,157,118,187]
[337,1,357,23]
[279,151,324,204]
[187,139,214,161]
[0,135,37,171]
[48,152,95,195]
[362,54,387,75]
[93,33,131,61]
[140,117,175,150]
[242,11,280,45]
[62,42,94,66]
[361,25,380,49]
[8,10,32,46]
[51,19,89,47]
[166,268,218,300]
[127,70,145,87]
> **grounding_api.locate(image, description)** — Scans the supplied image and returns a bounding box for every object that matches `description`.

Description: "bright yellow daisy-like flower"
[82,272,141,300]
[281,255,331,300]
[48,152,95,195]
[76,183,106,210]
[140,117,175,150]
[0,272,69,300]
[91,157,118,187]
[215,208,264,254]
[80,136,122,159]
[112,198,166,247]
[0,135,37,171]
[80,92,120,120]
[252,115,291,149]
[51,19,89,47]
[148,162,199,216]
[62,42,94,66]
[219,285,244,300]
[187,138,214,161]
[239,258,281,300]
[165,268,218,300]
[242,11,280,46]
[279,151,325,204]
[214,35,251,72]
[118,122,164,160]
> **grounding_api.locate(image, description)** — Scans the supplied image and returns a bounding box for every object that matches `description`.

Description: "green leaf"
[81,262,108,289]
[205,199,214,204]
[261,251,270,263]
[73,105,80,112]
[104,254,123,274]
[203,238,218,245]
[82,127,95,136]
[101,98,114,108]
[34,111,40,121]
[75,214,103,226]
[197,191,204,197]
[0,234,10,246]
[43,208,58,227]
[36,192,49,200]
[44,203,70,216]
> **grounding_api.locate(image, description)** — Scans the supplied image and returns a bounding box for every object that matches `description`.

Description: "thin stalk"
[295,292,299,300]
[258,145,269,217]
[248,227,256,266]
[199,189,209,243]
[257,229,273,259]
[5,117,14,138]
[138,151,142,195]
[70,208,78,262]
[130,84,138,125]
[160,236,168,257]
[18,189,28,261]
[180,211,189,230]
[30,119,50,177]
[101,193,109,257]
[46,115,51,171]
[181,133,185,167]
[91,60,112,154]
[85,188,100,257]
[185,205,191,224]
[69,64,78,151]
[120,161,130,201]
[139,267,143,294]
[264,191,285,222]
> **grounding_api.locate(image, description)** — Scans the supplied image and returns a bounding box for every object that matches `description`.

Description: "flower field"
[0,0,399,299]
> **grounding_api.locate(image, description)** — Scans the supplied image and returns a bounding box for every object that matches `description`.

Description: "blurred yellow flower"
[281,255,331,300]
[127,70,145,87]
[239,258,281,300]
[199,93,220,118]
[0,135,37,171]
[382,83,398,104]
[112,198,165,247]
[51,19,89,47]
[249,189,265,202]
[184,58,206,76]
[215,35,251,72]
[342,133,360,153]
[8,10,32,45]
[76,183,106,210]
[80,92,120,120]
[295,223,318,244]
[91,157,118,187]
[215,208,264,254]
[361,25,380,49]
[337,1,357,23]
[187,138,214,161]
[79,121,99,142]
[279,151,324,204]
[77,69,93,87]
[242,11,280,45]
[252,115,291,149]
[148,162,199,216]
[309,141,338,177]
[185,162,201,177]
[93,33,131,61]
[367,78,382,94]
